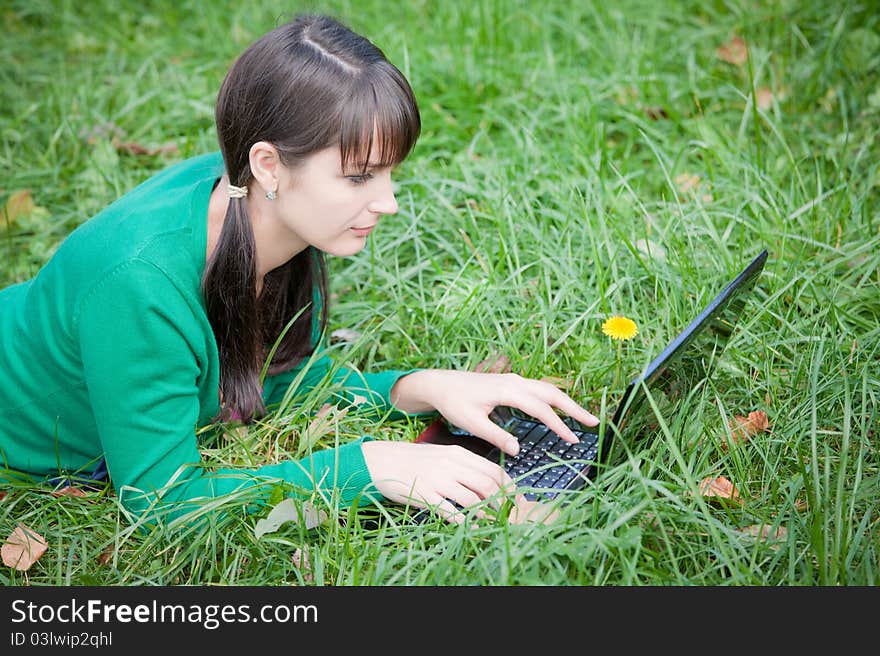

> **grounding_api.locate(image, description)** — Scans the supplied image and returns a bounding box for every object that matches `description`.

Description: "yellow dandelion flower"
[602,315,638,341]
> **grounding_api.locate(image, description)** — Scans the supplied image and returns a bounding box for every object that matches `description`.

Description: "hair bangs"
[338,63,420,174]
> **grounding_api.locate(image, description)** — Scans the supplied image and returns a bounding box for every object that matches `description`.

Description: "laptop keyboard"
[500,418,599,501]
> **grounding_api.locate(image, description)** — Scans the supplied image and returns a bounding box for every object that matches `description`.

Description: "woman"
[0,14,597,528]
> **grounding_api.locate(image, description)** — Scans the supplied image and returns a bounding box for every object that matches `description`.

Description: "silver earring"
[266,189,277,201]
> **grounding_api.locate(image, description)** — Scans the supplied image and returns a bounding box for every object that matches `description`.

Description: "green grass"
[1,0,878,585]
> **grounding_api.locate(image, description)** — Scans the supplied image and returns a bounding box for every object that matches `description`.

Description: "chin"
[323,241,368,258]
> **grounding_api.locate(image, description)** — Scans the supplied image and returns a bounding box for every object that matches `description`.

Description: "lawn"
[1,0,878,585]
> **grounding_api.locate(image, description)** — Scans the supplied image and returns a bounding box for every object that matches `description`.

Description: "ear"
[248,141,281,196]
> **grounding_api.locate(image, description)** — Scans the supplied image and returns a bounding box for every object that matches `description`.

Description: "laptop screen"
[611,250,768,437]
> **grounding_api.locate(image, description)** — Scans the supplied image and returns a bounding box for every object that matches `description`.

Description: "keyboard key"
[519,472,543,488]
[534,466,565,489]
[510,421,536,438]
[553,469,579,489]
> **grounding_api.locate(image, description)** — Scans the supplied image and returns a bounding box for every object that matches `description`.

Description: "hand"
[361,440,515,523]
[391,369,599,455]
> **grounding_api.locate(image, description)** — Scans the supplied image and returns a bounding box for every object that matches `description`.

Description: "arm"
[76,261,377,529]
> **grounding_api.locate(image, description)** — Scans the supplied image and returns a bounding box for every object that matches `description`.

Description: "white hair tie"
[228,184,248,199]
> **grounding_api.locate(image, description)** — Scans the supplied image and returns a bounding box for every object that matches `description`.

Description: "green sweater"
[0,152,423,528]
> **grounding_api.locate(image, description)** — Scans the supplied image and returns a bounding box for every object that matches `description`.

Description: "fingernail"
[508,440,520,455]
[570,432,580,443]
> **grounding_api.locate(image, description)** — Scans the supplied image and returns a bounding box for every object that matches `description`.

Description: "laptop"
[415,249,768,505]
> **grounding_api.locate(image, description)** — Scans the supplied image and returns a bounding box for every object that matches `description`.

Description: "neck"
[207,175,308,290]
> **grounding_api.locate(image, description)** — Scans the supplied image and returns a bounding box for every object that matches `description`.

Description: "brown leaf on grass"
[794,498,808,512]
[2,523,48,571]
[0,491,7,502]
[520,278,540,298]
[509,496,560,525]
[79,122,126,144]
[474,352,511,374]
[636,238,667,262]
[50,486,88,498]
[111,137,178,156]
[291,547,313,583]
[723,410,769,450]
[738,524,788,547]
[716,35,748,66]
[302,403,348,447]
[614,85,640,106]
[254,498,327,538]
[756,87,774,110]
[97,545,114,567]
[698,476,743,505]
[675,173,701,194]
[329,328,362,344]
[644,105,669,120]
[2,190,36,226]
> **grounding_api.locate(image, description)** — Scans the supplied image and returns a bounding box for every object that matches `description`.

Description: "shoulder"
[73,257,212,357]
[47,151,224,300]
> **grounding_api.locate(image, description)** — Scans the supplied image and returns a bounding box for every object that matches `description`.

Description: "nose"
[367,172,398,216]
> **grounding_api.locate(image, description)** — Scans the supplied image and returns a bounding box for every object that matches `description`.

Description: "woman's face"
[272,144,399,257]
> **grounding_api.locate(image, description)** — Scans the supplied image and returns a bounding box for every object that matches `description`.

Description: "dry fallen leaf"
[291,547,313,583]
[675,173,701,194]
[2,523,48,571]
[254,498,328,539]
[79,122,126,144]
[698,476,743,505]
[2,190,35,226]
[756,87,774,110]
[111,137,178,156]
[474,352,511,374]
[51,486,88,498]
[329,328,362,344]
[635,238,667,262]
[737,524,788,549]
[302,403,348,447]
[97,545,114,567]
[643,105,669,120]
[724,410,770,450]
[0,491,7,502]
[717,35,748,66]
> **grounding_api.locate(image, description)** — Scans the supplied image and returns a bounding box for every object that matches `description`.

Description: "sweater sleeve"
[76,260,378,528]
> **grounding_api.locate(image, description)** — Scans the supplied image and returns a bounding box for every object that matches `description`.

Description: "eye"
[346,173,374,186]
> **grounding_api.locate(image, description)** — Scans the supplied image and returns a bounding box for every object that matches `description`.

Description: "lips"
[350,224,377,236]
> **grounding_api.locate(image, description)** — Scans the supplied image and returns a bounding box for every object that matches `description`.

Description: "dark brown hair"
[204,14,421,422]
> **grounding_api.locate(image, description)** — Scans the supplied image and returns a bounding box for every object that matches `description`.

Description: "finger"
[414,491,466,524]
[464,417,521,456]
[520,378,600,428]
[457,470,513,511]
[435,498,467,524]
[541,386,600,427]
[441,484,482,511]
[515,397,582,444]
[447,446,514,489]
